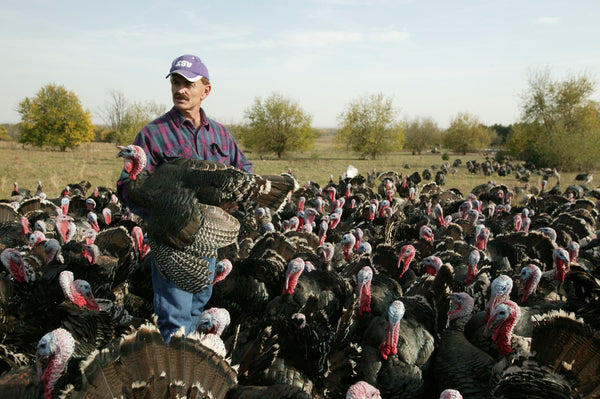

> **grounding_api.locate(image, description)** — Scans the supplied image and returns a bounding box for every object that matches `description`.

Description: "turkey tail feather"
[77,344,126,399]
[167,330,196,397]
[193,338,237,399]
[250,174,298,213]
[531,310,600,397]
[0,203,19,223]
[119,324,170,399]
[74,324,236,398]
[167,332,237,399]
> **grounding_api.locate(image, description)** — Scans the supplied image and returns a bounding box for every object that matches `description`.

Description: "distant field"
[0,137,587,202]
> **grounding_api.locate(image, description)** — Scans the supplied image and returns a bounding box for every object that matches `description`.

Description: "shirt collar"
[168,106,209,128]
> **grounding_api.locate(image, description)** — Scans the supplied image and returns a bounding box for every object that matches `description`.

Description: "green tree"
[505,122,544,166]
[488,123,513,145]
[404,116,442,155]
[0,126,9,140]
[443,112,492,154]
[225,123,249,146]
[337,93,403,159]
[100,90,166,144]
[17,83,94,151]
[507,67,600,169]
[241,92,315,159]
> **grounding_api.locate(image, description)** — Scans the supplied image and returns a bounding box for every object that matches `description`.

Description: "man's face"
[170,74,210,113]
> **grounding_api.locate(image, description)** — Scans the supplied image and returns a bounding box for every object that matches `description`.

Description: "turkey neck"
[126,171,153,209]
[448,311,471,332]
[492,321,515,356]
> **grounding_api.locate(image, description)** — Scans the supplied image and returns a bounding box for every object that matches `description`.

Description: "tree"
[240,92,315,159]
[0,126,9,140]
[99,90,128,142]
[404,116,442,155]
[17,83,95,151]
[443,112,492,154]
[336,93,403,159]
[488,123,513,145]
[99,90,166,144]
[1,124,21,141]
[506,67,600,169]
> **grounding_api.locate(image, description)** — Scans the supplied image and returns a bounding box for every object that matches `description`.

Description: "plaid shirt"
[117,106,252,217]
[134,106,252,172]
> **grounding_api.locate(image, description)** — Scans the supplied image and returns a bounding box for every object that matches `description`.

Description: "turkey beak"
[117,146,126,157]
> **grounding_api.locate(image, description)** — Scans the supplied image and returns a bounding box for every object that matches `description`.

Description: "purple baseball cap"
[166,54,210,82]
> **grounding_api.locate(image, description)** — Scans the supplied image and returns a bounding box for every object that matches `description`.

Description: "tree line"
[7,68,600,170]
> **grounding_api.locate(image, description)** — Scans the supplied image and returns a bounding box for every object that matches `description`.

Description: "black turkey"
[575,171,593,185]
[117,144,298,293]
[489,310,600,398]
[432,292,495,398]
[356,263,454,399]
[10,182,32,202]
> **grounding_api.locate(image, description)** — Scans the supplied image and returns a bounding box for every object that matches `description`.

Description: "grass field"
[0,136,590,202]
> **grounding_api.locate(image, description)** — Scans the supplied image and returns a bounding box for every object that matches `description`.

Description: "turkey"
[62,225,137,300]
[207,255,282,326]
[345,380,381,398]
[10,182,32,202]
[0,266,116,372]
[3,327,77,399]
[517,263,543,304]
[264,257,352,324]
[0,323,238,399]
[349,264,404,344]
[117,144,298,294]
[432,292,495,398]
[0,204,30,251]
[60,181,92,198]
[232,307,361,398]
[575,170,593,186]
[463,274,515,358]
[489,310,600,398]
[1,238,62,284]
[486,231,556,272]
[439,389,463,399]
[356,263,454,398]
[484,299,528,357]
[355,265,403,318]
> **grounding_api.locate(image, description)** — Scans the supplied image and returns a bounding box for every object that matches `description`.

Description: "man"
[117,54,252,342]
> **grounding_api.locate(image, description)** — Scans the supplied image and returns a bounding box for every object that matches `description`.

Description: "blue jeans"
[151,255,215,343]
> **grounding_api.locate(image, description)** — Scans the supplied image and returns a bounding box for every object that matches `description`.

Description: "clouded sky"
[2,0,599,128]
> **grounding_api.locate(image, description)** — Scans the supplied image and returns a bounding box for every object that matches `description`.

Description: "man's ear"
[202,84,212,100]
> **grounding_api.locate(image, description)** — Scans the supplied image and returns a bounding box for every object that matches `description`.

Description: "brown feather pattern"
[64,324,236,398]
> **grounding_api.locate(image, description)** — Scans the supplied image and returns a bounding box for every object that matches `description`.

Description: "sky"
[2,0,600,129]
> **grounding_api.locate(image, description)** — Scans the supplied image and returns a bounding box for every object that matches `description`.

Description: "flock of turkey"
[0,154,599,399]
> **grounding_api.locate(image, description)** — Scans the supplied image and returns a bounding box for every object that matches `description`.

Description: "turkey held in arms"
[117,144,298,293]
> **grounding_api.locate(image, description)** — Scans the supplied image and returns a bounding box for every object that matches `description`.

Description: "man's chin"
[174,102,189,111]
